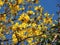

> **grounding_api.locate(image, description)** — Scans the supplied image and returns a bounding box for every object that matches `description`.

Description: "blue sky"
[40,0,60,20]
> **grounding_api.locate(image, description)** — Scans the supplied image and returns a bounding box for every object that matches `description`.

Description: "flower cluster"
[0,0,59,45]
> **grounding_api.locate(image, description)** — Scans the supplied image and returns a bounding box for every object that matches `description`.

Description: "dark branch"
[16,34,43,45]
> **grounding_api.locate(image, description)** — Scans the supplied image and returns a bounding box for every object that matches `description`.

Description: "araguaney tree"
[0,0,59,45]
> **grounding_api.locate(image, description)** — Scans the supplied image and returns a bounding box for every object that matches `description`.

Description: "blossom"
[0,33,6,40]
[14,22,19,27]
[35,0,39,4]
[12,33,18,44]
[27,0,39,4]
[40,7,44,14]
[42,34,47,38]
[43,17,52,24]
[18,13,30,23]
[0,28,2,32]
[12,22,19,31]
[9,3,20,15]
[0,0,4,6]
[34,6,43,14]
[32,23,37,27]
[0,0,57,45]
[15,30,27,39]
[35,30,43,35]
[17,0,24,4]
[52,24,55,26]
[34,6,39,10]
[27,28,33,37]
[27,10,35,15]
[0,14,6,21]
[27,38,33,43]
[37,25,42,30]
[44,12,50,17]
[12,26,17,31]
[19,23,28,29]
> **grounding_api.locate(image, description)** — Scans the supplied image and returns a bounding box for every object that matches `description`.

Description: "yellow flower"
[27,38,33,43]
[52,24,55,26]
[34,6,43,12]
[43,18,48,24]
[14,22,19,27]
[40,7,44,14]
[12,22,19,31]
[0,27,2,32]
[0,33,6,40]
[12,34,18,44]
[30,42,36,45]
[32,23,37,27]
[27,28,33,37]
[48,18,53,24]
[46,43,51,45]
[12,26,16,31]
[42,23,48,30]
[1,17,6,21]
[27,28,32,32]
[34,6,39,10]
[27,10,34,15]
[35,30,42,35]
[10,0,13,2]
[1,14,6,21]
[19,23,28,29]
[16,30,27,39]
[35,0,39,4]
[15,5,20,11]
[37,25,41,30]
[17,0,24,4]
[4,14,6,16]
[27,31,33,37]
[0,0,4,6]
[27,0,39,4]
[11,21,14,24]
[18,13,25,20]
[19,7,25,10]
[9,3,20,14]
[44,12,49,17]
[42,34,47,38]
[18,13,30,23]
[43,17,52,24]
[26,0,30,2]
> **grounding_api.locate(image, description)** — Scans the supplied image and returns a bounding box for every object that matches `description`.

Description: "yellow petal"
[27,38,33,43]
[0,0,4,6]
[18,0,24,4]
